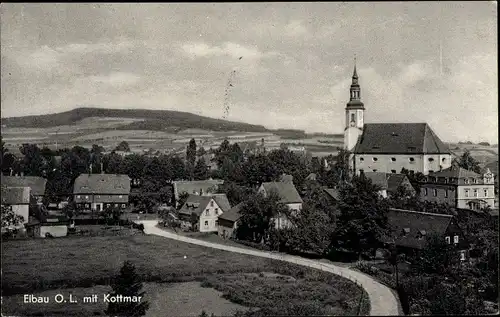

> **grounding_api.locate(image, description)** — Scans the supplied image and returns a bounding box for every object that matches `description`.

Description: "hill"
[1,107,270,133]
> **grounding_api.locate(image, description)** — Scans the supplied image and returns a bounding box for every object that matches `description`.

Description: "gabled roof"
[1,186,30,205]
[364,172,413,192]
[218,202,243,222]
[261,182,303,204]
[211,194,231,212]
[1,176,47,196]
[354,123,450,154]
[385,208,454,249]
[73,174,131,195]
[429,166,481,179]
[178,195,213,216]
[173,179,224,199]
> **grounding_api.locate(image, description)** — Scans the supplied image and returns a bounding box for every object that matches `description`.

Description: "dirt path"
[139,220,402,316]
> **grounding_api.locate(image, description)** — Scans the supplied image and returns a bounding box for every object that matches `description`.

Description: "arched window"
[350,113,355,122]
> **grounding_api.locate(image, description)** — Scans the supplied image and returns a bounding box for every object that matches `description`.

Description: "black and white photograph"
[1,2,498,316]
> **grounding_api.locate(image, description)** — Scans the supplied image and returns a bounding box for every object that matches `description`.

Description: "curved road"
[139,220,401,316]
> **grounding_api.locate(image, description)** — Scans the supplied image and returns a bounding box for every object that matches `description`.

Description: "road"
[139,220,402,316]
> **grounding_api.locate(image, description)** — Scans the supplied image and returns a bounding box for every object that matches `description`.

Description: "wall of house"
[11,204,29,225]
[456,184,495,210]
[423,154,453,174]
[198,199,222,232]
[378,189,388,198]
[40,225,68,238]
[420,184,457,206]
[354,154,425,175]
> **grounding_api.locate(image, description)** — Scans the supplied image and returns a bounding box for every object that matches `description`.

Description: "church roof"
[354,123,450,154]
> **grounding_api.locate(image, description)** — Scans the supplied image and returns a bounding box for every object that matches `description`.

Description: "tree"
[176,192,190,210]
[105,261,149,317]
[1,205,25,230]
[19,143,45,176]
[63,201,77,220]
[186,138,197,166]
[332,175,390,258]
[197,146,207,157]
[217,182,256,207]
[215,139,231,168]
[194,157,209,180]
[411,234,457,275]
[115,141,131,152]
[236,191,289,244]
[457,150,481,174]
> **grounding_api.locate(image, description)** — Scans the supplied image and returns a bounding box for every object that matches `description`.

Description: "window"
[402,228,410,235]
[121,204,126,209]
[77,195,81,199]
[114,204,118,207]
[428,157,434,162]
[442,158,446,163]
[473,189,478,197]
[445,236,451,244]
[460,251,466,261]
[444,178,448,183]
[391,157,396,162]
[454,235,459,244]
[204,221,208,226]
[464,179,470,184]
[85,195,89,199]
[86,204,90,208]
[210,201,214,207]
[465,189,470,197]
[205,209,209,216]
[215,208,219,215]
[359,157,364,162]
[445,190,448,198]
[433,189,437,197]
[119,195,123,199]
[423,188,428,196]
[409,157,415,162]
[484,189,488,197]
[372,157,378,162]
[351,113,355,122]
[429,170,434,173]
[373,169,378,172]
[391,170,396,173]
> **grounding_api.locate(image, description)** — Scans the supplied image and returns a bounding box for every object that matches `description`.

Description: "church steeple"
[347,57,363,107]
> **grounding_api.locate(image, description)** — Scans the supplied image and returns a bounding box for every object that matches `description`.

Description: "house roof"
[218,202,243,222]
[211,194,231,212]
[429,166,481,179]
[1,186,30,205]
[322,187,340,201]
[173,179,224,199]
[364,172,412,192]
[1,176,47,196]
[261,182,303,204]
[385,208,454,249]
[73,174,131,195]
[354,123,450,154]
[178,195,213,216]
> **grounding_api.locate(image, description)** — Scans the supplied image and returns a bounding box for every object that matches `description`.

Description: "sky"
[1,2,497,143]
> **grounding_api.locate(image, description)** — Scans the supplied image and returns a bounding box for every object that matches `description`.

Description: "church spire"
[348,56,362,103]
[352,55,358,81]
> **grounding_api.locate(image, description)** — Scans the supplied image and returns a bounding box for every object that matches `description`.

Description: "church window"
[350,113,355,122]
[428,157,435,162]
[409,157,415,162]
[372,157,378,162]
[465,189,469,197]
[442,158,446,163]
[473,189,478,197]
[359,157,364,162]
[391,157,396,162]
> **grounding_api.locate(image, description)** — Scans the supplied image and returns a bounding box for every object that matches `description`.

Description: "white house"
[1,186,30,228]
[258,181,303,229]
[178,194,231,232]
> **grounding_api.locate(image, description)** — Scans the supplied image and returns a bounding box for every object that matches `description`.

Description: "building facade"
[343,62,452,176]
[258,181,303,229]
[73,174,131,211]
[1,186,30,227]
[420,167,495,211]
[178,194,230,233]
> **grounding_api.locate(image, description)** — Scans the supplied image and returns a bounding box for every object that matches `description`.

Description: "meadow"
[2,235,369,316]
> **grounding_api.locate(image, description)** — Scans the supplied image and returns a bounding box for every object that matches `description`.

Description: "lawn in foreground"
[2,235,369,316]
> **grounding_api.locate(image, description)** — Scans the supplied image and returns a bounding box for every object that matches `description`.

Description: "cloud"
[180,41,275,60]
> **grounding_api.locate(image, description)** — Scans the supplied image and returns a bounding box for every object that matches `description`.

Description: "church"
[344,62,452,176]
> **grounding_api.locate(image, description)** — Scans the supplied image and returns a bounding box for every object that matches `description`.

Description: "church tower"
[344,58,365,151]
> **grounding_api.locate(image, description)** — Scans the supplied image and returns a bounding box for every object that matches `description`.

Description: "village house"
[178,194,231,232]
[343,63,452,176]
[258,179,303,229]
[384,208,469,261]
[73,173,131,212]
[1,186,31,228]
[25,214,69,238]
[420,166,495,211]
[172,179,224,207]
[364,172,416,198]
[218,202,243,239]
[1,175,47,205]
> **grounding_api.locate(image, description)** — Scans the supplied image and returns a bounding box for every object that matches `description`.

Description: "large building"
[343,62,452,175]
[73,173,131,211]
[420,166,495,211]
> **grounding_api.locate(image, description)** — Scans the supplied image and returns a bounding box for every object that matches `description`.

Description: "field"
[2,235,369,316]
[448,143,498,166]
[1,115,343,157]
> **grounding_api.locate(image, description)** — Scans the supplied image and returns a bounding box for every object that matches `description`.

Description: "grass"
[2,235,369,316]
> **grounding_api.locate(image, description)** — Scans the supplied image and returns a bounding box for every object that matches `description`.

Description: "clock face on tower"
[350,120,356,127]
